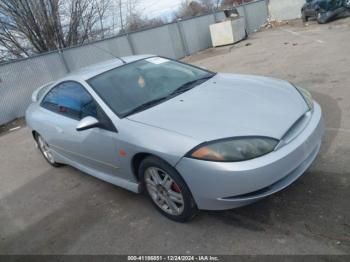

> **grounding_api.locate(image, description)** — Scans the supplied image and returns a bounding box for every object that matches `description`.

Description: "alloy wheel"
[144,167,184,216]
[37,135,55,164]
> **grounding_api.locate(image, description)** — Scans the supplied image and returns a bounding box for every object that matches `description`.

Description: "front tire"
[35,133,62,167]
[316,10,327,24]
[139,156,198,222]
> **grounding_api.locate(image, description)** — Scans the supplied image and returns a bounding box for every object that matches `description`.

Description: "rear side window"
[41,81,116,132]
[41,81,97,120]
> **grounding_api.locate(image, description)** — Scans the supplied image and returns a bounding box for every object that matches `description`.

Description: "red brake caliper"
[171,182,181,193]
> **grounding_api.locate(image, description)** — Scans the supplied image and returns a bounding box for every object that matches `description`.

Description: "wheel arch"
[131,152,160,182]
[131,152,185,184]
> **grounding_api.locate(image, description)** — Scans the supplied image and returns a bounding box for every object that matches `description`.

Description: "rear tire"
[139,156,198,222]
[302,11,308,22]
[35,133,62,167]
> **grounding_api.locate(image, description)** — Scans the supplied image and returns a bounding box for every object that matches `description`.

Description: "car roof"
[64,54,155,81]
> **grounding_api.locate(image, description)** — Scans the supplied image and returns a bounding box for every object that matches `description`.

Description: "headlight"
[187,137,279,162]
[293,84,314,111]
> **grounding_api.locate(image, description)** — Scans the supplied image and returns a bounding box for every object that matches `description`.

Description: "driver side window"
[41,81,97,120]
[41,81,116,132]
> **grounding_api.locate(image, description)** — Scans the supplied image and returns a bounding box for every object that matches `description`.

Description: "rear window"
[36,83,53,101]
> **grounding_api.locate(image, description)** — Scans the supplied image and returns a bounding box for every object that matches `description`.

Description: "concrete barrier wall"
[269,0,305,21]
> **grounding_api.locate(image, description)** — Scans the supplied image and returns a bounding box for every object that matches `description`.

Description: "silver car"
[26,55,324,222]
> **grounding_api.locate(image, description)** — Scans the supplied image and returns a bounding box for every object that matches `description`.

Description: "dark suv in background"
[302,0,350,23]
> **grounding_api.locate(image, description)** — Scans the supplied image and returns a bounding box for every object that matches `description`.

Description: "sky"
[136,0,183,21]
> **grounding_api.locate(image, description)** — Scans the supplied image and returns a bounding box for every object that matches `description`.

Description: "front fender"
[109,118,202,182]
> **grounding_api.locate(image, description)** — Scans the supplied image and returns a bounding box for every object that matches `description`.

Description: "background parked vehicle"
[301,0,350,23]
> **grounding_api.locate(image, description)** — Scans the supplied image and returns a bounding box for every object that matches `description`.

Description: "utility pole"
[118,0,124,32]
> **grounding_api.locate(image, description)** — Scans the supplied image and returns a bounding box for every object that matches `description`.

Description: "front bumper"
[175,102,324,210]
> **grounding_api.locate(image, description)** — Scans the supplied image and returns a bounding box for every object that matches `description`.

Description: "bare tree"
[176,1,208,19]
[0,0,112,60]
[112,0,139,33]
[200,0,215,11]
[214,0,222,9]
[124,13,164,33]
[115,0,165,34]
[220,0,252,8]
[95,0,113,39]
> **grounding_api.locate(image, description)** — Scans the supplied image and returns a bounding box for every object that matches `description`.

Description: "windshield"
[87,57,214,117]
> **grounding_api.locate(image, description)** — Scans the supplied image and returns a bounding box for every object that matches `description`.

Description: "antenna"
[91,44,127,64]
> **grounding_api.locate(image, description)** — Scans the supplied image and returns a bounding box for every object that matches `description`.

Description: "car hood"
[127,73,309,142]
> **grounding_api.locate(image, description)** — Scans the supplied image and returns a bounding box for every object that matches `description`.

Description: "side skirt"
[53,150,141,193]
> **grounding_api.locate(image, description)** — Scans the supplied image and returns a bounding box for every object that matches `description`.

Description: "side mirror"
[76,116,99,131]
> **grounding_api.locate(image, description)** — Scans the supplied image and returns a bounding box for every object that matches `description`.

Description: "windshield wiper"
[124,96,168,117]
[124,74,216,117]
[170,74,215,96]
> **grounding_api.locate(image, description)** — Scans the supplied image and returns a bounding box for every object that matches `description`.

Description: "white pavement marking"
[282,29,300,36]
[281,29,325,44]
[9,126,21,132]
[325,128,350,134]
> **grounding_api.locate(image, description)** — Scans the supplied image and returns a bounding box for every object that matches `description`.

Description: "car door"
[40,81,125,178]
